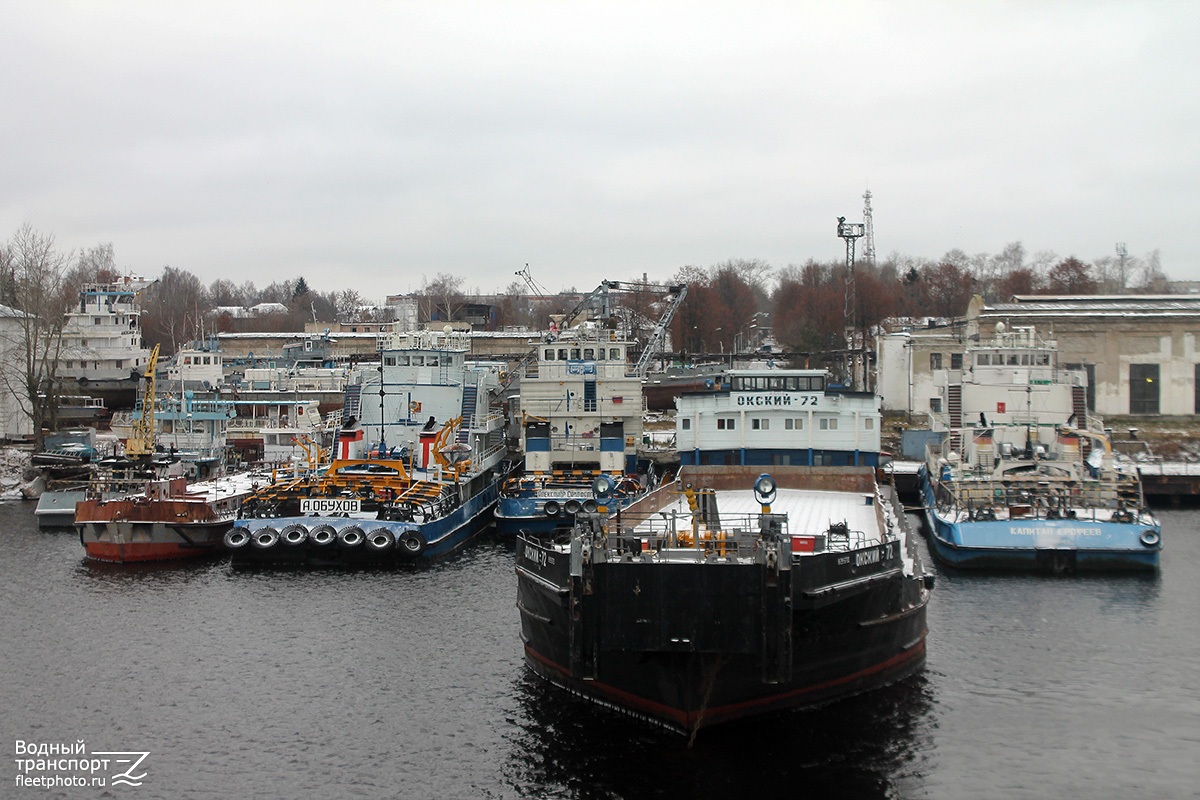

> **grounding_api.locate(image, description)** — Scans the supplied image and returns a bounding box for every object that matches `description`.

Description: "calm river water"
[2,501,1197,799]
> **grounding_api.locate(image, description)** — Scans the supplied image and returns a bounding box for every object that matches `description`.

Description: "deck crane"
[500,280,687,388]
[124,344,161,458]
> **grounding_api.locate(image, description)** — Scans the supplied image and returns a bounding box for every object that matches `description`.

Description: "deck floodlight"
[592,475,615,499]
[753,473,777,506]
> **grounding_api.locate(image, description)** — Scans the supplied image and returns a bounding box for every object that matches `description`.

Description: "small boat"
[75,467,268,563]
[919,323,1162,572]
[516,466,932,738]
[226,328,509,566]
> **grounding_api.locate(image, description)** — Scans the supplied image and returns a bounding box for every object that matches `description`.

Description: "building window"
[1196,364,1200,414]
[681,418,691,430]
[1130,364,1160,414]
[930,397,942,413]
[950,353,963,370]
[717,418,736,430]
[752,418,769,430]
[930,352,943,370]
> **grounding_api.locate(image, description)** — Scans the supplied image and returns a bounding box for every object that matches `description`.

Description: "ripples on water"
[2,503,1197,800]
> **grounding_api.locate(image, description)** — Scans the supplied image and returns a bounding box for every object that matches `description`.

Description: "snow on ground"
[0,446,37,501]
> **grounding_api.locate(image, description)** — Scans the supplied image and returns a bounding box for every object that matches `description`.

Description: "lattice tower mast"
[862,189,876,267]
[837,216,866,390]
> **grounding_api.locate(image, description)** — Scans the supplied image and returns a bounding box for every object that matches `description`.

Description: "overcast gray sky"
[3,1,1197,297]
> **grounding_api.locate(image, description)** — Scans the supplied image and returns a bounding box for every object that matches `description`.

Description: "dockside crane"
[124,344,160,459]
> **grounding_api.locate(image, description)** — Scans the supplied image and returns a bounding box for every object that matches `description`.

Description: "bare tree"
[141,267,206,354]
[0,225,79,448]
[421,272,466,324]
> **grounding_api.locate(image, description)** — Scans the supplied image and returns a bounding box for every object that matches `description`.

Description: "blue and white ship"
[226,328,509,565]
[676,368,884,468]
[919,324,1161,572]
[495,322,651,536]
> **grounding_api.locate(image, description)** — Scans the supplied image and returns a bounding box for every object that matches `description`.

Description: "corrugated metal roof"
[984,296,1200,317]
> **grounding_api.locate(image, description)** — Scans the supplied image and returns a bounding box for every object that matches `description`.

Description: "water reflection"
[505,670,935,800]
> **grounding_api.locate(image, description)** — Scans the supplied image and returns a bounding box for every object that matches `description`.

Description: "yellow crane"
[124,344,160,459]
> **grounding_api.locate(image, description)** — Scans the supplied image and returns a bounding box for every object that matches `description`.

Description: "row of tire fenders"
[224,523,428,555]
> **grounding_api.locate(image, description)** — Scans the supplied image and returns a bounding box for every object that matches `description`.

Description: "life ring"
[543,500,561,517]
[252,527,279,549]
[1139,530,1161,547]
[308,524,337,546]
[224,528,251,549]
[280,524,309,545]
[338,526,365,547]
[367,528,395,551]
[399,530,427,556]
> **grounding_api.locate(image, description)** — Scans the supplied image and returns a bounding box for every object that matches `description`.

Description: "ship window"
[930,353,942,370]
[427,356,439,366]
[1021,354,1030,365]
[411,356,425,366]
[396,355,409,366]
[717,417,736,430]
[951,353,963,370]
[558,349,569,360]
[94,317,101,325]
[1007,354,1020,365]
[583,348,595,359]
[184,356,192,364]
[819,418,838,430]
[384,357,396,366]
[977,354,991,366]
[81,339,88,347]
[544,349,554,360]
[752,418,769,430]
[865,417,874,430]
[570,348,581,360]
[1035,354,1050,366]
[681,418,691,430]
[785,418,804,430]
[610,348,621,360]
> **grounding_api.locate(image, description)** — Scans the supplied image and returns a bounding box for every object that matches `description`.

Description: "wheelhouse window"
[716,417,736,430]
[752,418,769,430]
[681,418,691,430]
[785,418,804,430]
[819,417,838,430]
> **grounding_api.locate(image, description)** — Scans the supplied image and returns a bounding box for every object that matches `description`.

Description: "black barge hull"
[516,536,928,735]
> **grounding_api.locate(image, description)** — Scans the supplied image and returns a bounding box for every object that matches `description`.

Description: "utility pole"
[837,216,866,390]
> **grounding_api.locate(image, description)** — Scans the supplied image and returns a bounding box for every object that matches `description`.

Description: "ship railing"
[610,510,783,560]
[937,479,1153,523]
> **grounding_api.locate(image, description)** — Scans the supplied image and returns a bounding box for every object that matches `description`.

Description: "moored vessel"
[225,328,509,566]
[919,324,1162,572]
[496,281,685,537]
[76,467,268,563]
[516,465,931,738]
[517,364,930,737]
